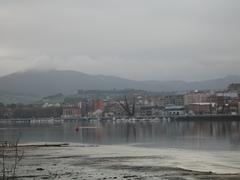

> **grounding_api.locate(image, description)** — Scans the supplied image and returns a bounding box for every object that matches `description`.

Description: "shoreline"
[1,114,240,124]
[7,143,240,179]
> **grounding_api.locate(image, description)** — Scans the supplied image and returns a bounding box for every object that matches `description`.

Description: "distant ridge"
[0,70,239,96]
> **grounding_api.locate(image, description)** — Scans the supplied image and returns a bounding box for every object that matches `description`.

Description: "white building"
[165,106,185,116]
[184,91,209,105]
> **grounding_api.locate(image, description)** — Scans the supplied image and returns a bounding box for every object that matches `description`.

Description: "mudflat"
[8,143,240,180]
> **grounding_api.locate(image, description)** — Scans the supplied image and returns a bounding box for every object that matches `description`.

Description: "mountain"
[0,70,239,97]
[0,70,138,96]
[0,90,40,104]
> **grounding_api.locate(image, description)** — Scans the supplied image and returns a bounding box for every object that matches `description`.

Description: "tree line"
[0,103,62,119]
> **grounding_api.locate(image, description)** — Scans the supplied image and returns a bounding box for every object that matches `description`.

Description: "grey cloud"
[0,0,240,81]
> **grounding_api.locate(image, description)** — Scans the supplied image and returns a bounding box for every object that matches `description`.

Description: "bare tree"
[118,96,136,117]
[0,138,24,180]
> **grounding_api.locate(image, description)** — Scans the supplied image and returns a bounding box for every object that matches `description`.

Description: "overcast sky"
[0,0,240,81]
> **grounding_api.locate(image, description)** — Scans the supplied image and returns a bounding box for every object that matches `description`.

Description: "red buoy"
[75,126,80,132]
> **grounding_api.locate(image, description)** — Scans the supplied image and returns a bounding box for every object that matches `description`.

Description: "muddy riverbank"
[9,143,240,180]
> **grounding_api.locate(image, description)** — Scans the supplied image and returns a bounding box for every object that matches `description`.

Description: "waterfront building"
[228,102,239,115]
[164,106,185,116]
[62,105,81,119]
[78,101,89,117]
[91,99,104,112]
[216,92,238,99]
[140,106,164,116]
[155,96,166,106]
[184,91,209,105]
[208,95,225,106]
[187,103,215,115]
[164,95,184,106]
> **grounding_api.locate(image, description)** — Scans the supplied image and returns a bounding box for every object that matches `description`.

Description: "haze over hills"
[0,70,239,98]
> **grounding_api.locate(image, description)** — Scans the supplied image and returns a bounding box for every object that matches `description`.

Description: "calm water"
[1,120,240,151]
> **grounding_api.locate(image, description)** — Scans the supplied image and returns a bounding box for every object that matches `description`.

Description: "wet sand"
[13,143,240,180]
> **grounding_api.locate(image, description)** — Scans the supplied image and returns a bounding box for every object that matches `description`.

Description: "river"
[1,120,240,151]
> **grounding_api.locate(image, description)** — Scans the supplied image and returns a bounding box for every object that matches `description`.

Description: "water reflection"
[0,120,240,150]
